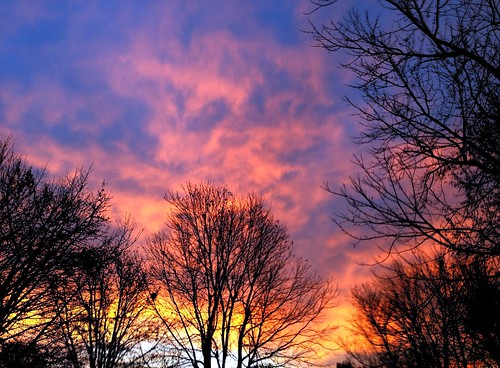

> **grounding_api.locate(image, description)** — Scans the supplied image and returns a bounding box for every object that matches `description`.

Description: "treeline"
[338,252,500,367]
[0,137,157,367]
[0,138,337,368]
[2,0,499,367]
[309,0,499,367]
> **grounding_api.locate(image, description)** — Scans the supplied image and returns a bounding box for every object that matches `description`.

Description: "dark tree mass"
[347,252,500,367]
[0,138,158,367]
[0,138,109,347]
[310,1,499,367]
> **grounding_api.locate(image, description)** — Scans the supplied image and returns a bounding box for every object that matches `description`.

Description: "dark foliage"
[0,341,48,368]
[0,138,161,367]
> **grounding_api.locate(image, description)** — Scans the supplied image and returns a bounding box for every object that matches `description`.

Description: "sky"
[0,0,384,362]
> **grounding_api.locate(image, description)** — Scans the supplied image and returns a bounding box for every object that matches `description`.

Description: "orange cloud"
[0,3,377,363]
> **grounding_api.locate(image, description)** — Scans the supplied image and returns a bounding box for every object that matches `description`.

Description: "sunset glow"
[0,1,382,363]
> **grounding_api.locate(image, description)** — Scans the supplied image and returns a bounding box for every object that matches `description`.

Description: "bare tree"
[148,182,337,368]
[0,137,109,348]
[309,0,499,257]
[308,3,499,366]
[49,220,161,368]
[345,251,499,367]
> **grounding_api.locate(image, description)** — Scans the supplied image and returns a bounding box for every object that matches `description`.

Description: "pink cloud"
[0,3,380,360]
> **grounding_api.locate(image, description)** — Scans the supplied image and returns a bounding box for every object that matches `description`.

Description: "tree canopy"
[0,138,159,367]
[310,1,499,366]
[148,182,337,368]
[310,0,499,257]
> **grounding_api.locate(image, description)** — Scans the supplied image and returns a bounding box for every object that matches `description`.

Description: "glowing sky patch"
[0,1,384,362]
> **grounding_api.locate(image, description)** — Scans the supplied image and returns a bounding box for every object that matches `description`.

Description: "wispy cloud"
[1,2,376,358]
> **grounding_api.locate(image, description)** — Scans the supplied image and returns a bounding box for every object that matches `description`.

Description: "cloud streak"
[1,1,377,360]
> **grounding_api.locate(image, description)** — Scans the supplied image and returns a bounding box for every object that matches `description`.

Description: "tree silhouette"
[309,3,499,364]
[0,137,109,348]
[49,220,160,368]
[148,182,337,368]
[345,251,499,367]
[0,341,48,368]
[309,0,499,257]
[460,257,500,364]
[336,359,355,368]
